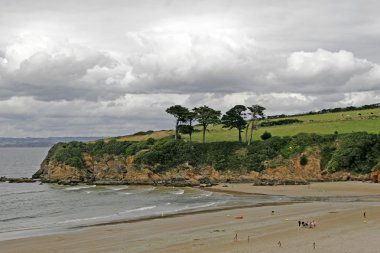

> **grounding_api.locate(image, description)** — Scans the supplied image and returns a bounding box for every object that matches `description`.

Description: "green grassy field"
[182,108,380,142]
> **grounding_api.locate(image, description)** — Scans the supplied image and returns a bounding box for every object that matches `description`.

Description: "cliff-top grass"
[114,107,380,143]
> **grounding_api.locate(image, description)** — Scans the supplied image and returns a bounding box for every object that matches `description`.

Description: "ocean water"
[0,147,286,241]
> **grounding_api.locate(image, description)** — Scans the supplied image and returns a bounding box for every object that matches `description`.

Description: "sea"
[0,147,287,241]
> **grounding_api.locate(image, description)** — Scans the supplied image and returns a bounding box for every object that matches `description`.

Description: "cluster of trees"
[165,104,265,144]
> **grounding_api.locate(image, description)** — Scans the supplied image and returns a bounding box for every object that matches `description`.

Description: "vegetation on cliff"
[35,104,380,184]
[45,132,380,176]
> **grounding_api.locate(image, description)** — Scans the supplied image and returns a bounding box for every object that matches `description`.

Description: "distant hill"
[0,137,104,147]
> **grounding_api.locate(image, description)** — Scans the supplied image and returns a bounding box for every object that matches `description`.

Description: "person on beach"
[298,220,301,227]
[364,211,366,218]
[313,242,316,250]
[234,233,238,242]
[277,241,282,247]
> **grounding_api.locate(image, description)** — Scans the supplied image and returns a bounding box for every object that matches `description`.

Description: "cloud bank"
[0,0,379,137]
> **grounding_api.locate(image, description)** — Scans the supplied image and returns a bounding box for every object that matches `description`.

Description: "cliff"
[33,133,378,185]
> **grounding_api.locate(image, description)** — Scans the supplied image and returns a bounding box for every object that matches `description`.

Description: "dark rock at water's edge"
[0,176,36,183]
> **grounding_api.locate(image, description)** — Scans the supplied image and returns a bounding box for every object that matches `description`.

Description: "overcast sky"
[1,0,380,137]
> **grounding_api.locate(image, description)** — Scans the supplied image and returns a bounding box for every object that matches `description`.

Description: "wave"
[201,192,213,197]
[65,185,96,191]
[189,202,217,209]
[2,190,46,197]
[57,214,117,224]
[103,186,129,191]
[140,187,156,192]
[0,215,39,223]
[171,189,185,195]
[169,202,216,213]
[118,192,133,195]
[119,205,157,215]
[190,191,213,199]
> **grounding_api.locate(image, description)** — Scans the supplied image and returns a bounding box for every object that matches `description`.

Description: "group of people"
[298,220,317,228]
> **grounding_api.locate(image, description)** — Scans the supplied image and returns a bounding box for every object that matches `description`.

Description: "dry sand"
[2,181,380,253]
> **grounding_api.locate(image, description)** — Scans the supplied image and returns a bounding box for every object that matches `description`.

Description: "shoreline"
[72,201,295,229]
[2,181,380,253]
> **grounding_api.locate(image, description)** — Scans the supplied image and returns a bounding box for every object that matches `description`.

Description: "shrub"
[146,138,155,145]
[326,132,379,173]
[51,141,86,169]
[261,131,272,140]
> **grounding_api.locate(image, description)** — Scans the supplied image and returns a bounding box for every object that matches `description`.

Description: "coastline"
[1,181,380,253]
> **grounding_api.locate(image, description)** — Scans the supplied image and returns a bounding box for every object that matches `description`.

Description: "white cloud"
[1,1,380,136]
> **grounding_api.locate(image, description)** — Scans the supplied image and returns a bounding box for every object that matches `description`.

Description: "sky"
[0,0,379,137]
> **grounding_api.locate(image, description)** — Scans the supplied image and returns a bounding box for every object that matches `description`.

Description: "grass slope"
[111,108,380,143]
[183,108,380,142]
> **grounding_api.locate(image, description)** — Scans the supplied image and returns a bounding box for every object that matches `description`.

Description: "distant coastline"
[0,137,104,148]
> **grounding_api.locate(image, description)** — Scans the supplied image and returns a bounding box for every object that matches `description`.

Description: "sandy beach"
[2,181,380,253]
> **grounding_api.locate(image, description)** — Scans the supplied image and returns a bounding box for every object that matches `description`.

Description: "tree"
[166,105,190,140]
[247,104,265,145]
[193,105,221,143]
[221,105,247,142]
[178,111,197,142]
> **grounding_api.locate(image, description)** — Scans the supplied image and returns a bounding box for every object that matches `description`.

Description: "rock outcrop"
[0,177,36,183]
[33,151,370,186]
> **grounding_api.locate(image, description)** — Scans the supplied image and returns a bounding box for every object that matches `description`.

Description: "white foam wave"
[119,206,157,215]
[201,192,213,197]
[172,189,185,195]
[104,186,129,191]
[190,202,217,209]
[65,185,96,191]
[142,187,156,192]
[118,192,133,195]
[57,214,115,224]
[190,191,213,199]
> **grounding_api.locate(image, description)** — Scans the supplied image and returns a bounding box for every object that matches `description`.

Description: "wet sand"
[1,181,380,253]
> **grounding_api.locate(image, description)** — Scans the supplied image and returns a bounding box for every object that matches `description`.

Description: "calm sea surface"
[0,147,287,241]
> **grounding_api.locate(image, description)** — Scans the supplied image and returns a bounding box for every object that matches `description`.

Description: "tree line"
[166,104,265,144]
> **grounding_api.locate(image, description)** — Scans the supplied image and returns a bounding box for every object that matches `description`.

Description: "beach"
[2,181,380,253]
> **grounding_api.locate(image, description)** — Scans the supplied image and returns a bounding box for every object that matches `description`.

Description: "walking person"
[313,242,316,250]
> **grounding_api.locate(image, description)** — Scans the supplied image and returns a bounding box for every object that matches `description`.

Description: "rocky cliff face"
[33,152,369,185]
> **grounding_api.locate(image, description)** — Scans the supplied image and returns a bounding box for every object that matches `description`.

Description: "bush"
[87,139,132,156]
[146,138,155,145]
[51,141,87,169]
[132,130,154,136]
[261,131,272,140]
[326,132,380,173]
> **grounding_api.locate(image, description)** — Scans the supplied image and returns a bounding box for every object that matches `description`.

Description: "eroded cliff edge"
[33,132,380,185]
